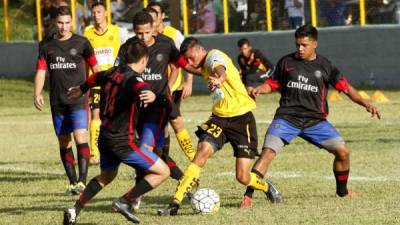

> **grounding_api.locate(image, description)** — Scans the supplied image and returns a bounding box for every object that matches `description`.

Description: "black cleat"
[112,198,140,224]
[265,180,283,203]
[157,203,180,216]
[63,208,77,225]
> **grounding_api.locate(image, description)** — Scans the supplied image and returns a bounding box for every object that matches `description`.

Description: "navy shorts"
[263,118,345,152]
[51,104,88,135]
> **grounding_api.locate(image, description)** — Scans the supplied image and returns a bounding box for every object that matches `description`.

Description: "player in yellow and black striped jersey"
[157,37,280,216]
[148,2,196,162]
[83,1,128,164]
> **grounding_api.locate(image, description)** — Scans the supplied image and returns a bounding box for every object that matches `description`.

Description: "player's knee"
[58,135,72,148]
[170,117,184,132]
[333,146,350,161]
[236,172,250,185]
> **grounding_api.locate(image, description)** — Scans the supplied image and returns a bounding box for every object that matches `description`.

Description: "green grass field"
[0,78,399,225]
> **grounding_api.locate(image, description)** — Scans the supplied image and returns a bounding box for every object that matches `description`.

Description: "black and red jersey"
[116,34,180,97]
[80,65,151,143]
[237,49,274,77]
[36,34,97,105]
[266,53,350,127]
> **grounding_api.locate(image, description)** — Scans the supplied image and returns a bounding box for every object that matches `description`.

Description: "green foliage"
[1,78,400,224]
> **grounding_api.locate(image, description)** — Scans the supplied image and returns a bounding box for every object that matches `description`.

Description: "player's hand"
[139,90,156,107]
[209,75,222,88]
[67,86,83,100]
[250,87,260,99]
[34,94,44,111]
[182,81,193,99]
[366,104,381,119]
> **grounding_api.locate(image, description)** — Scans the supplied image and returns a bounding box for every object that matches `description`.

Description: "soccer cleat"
[72,182,86,195]
[239,195,253,209]
[265,180,283,203]
[63,207,77,225]
[157,203,180,216]
[131,196,142,212]
[65,184,78,196]
[112,198,140,224]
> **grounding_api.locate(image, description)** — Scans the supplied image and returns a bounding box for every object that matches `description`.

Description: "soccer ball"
[190,188,220,214]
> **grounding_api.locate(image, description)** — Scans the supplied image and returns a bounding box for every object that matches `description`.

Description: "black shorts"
[243,72,268,88]
[195,112,258,159]
[89,88,100,110]
[170,90,183,119]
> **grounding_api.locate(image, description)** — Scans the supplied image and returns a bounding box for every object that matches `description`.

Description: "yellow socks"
[173,163,201,204]
[89,119,101,161]
[176,129,195,161]
[248,172,268,192]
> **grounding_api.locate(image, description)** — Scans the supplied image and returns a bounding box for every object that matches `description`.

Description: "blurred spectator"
[319,0,352,26]
[195,0,216,34]
[367,0,397,24]
[245,1,266,31]
[213,0,224,32]
[285,0,304,29]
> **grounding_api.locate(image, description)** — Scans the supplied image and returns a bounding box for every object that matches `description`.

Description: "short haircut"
[180,37,202,54]
[147,1,165,14]
[295,24,318,40]
[237,38,250,48]
[132,11,153,28]
[126,39,149,64]
[56,6,72,17]
[143,7,158,16]
[91,1,106,10]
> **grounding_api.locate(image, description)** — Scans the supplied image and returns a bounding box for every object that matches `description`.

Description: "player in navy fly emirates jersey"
[239,25,381,209]
[33,6,100,196]
[63,39,170,225]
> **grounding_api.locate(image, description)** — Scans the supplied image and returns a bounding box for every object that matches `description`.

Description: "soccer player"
[34,6,99,195]
[157,37,282,216]
[237,38,275,94]
[83,1,128,164]
[63,39,170,225]
[147,1,196,162]
[241,24,381,208]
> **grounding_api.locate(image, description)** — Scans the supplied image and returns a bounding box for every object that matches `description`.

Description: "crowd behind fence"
[2,0,400,41]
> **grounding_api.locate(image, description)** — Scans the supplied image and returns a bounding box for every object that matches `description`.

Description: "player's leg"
[158,116,226,216]
[52,105,78,194]
[302,120,356,197]
[169,90,195,161]
[241,118,299,207]
[70,105,90,193]
[89,88,101,164]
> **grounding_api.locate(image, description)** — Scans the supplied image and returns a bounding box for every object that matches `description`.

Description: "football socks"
[60,147,77,185]
[173,163,201,204]
[334,170,349,197]
[89,119,101,161]
[124,179,153,202]
[248,172,268,192]
[77,143,90,184]
[176,129,195,161]
[75,178,103,215]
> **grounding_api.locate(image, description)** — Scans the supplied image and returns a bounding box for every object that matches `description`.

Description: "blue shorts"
[139,123,166,148]
[99,139,159,171]
[51,104,88,135]
[263,118,345,152]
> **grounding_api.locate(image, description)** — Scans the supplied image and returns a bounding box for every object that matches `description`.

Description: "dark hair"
[132,11,153,28]
[56,6,72,17]
[295,24,318,40]
[180,37,201,54]
[237,38,250,48]
[126,39,149,64]
[91,1,106,10]
[142,7,158,16]
[147,1,165,14]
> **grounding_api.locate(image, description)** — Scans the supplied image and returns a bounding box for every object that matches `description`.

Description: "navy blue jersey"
[36,34,97,105]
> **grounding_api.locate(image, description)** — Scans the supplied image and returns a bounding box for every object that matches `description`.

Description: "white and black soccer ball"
[190,188,220,214]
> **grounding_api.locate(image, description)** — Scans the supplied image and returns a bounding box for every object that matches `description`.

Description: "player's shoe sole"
[157,203,180,216]
[112,198,140,223]
[266,180,283,203]
[63,208,76,225]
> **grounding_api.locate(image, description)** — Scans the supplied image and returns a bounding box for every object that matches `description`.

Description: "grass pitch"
[0,78,399,225]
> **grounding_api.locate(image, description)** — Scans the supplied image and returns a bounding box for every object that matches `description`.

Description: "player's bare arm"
[67,86,83,100]
[209,65,227,88]
[33,70,46,111]
[182,73,193,99]
[250,83,273,98]
[345,86,381,119]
